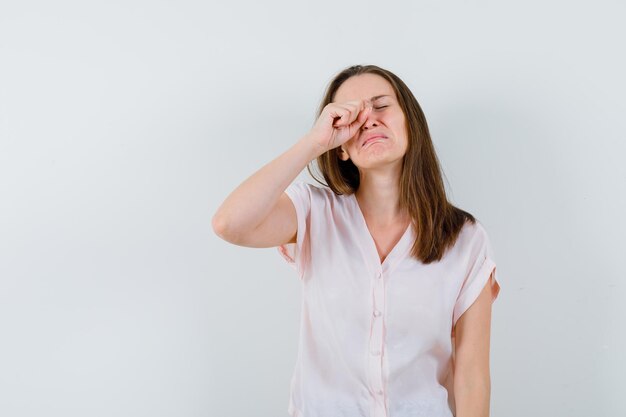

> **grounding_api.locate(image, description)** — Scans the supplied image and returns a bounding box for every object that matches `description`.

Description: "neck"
[355,178,408,228]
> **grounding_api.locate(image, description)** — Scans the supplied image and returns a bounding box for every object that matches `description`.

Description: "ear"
[337,147,350,161]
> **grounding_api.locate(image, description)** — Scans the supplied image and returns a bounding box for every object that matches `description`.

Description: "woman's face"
[332,73,408,170]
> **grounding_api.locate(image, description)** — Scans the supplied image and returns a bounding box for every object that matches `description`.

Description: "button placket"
[368,269,387,416]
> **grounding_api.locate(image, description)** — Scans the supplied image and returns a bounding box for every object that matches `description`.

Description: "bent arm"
[211,135,322,245]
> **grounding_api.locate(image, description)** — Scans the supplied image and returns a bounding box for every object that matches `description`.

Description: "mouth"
[362,135,387,148]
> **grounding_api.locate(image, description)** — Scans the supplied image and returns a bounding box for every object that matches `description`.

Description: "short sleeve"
[452,222,501,327]
[276,181,312,281]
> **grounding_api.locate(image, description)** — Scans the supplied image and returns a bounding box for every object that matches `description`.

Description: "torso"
[365,219,411,264]
[353,192,411,264]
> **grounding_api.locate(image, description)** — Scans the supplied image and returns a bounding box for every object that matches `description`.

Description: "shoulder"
[448,219,493,260]
[458,218,490,243]
[288,180,342,202]
[288,180,324,193]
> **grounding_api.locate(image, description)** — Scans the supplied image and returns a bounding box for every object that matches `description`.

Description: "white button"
[377,272,382,279]
[377,389,384,395]
[373,309,381,317]
[371,349,381,356]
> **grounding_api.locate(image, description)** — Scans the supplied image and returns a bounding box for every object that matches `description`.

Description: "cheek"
[389,114,407,134]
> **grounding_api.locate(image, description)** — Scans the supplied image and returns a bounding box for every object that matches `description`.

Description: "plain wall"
[1,0,624,416]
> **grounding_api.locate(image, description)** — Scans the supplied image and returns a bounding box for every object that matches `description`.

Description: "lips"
[362,134,387,147]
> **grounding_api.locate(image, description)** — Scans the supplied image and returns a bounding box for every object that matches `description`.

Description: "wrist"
[297,135,326,160]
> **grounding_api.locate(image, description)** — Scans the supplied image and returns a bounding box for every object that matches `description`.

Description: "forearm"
[454,377,490,417]
[212,135,322,241]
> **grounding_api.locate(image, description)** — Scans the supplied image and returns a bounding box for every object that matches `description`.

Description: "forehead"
[333,73,396,103]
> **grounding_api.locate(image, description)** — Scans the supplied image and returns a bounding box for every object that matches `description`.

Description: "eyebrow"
[370,95,391,101]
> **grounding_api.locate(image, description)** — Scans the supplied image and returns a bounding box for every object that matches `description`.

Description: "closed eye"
[374,106,388,110]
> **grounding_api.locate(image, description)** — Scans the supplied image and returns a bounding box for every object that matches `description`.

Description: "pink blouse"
[277,180,501,417]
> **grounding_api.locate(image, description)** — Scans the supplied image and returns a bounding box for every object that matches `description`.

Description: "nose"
[361,108,378,130]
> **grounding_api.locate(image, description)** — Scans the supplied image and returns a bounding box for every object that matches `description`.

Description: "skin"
[332,73,410,229]
[334,73,494,416]
[453,273,494,417]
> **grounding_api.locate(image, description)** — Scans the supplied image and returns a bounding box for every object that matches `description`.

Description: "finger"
[344,100,371,125]
[329,105,350,127]
[336,103,361,126]
[346,100,365,112]
[332,104,356,127]
[350,105,372,129]
[331,108,349,127]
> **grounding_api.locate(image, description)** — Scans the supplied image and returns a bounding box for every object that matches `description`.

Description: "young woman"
[212,64,501,417]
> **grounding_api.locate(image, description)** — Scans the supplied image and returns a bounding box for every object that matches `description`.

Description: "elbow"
[454,372,491,397]
[454,375,491,417]
[212,213,231,241]
[212,213,246,244]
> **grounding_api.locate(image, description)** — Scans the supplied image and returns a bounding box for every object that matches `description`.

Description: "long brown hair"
[305,64,477,264]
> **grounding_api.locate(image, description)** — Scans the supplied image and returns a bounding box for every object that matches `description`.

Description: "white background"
[1,1,624,416]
